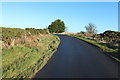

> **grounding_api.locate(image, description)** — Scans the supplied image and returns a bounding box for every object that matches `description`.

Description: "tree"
[85,23,97,34]
[48,19,66,33]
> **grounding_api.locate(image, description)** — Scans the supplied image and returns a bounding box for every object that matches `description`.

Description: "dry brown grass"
[2,33,53,49]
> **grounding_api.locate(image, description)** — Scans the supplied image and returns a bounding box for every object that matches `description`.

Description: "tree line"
[47,19,97,34]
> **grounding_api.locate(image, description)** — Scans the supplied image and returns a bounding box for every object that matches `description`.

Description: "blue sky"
[2,2,118,33]
[1,0,119,2]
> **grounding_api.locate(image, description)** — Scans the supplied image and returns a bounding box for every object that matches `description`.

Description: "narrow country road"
[34,35,118,78]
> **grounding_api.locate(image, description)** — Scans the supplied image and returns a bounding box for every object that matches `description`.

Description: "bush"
[101,30,120,43]
[48,19,66,33]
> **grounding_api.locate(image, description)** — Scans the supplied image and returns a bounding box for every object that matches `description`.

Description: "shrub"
[48,19,66,33]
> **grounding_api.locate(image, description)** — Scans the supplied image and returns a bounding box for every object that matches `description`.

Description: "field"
[67,31,120,62]
[1,27,60,78]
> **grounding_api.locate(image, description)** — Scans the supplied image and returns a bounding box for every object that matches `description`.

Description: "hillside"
[1,27,60,78]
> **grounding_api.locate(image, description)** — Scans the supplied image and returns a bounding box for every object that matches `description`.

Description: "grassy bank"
[1,27,60,78]
[67,34,120,62]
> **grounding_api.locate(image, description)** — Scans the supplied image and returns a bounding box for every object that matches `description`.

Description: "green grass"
[67,34,120,62]
[2,35,60,78]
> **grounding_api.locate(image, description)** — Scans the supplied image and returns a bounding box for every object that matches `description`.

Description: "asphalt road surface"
[34,35,118,78]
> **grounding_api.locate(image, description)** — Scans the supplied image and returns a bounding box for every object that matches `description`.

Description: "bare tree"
[85,23,97,34]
